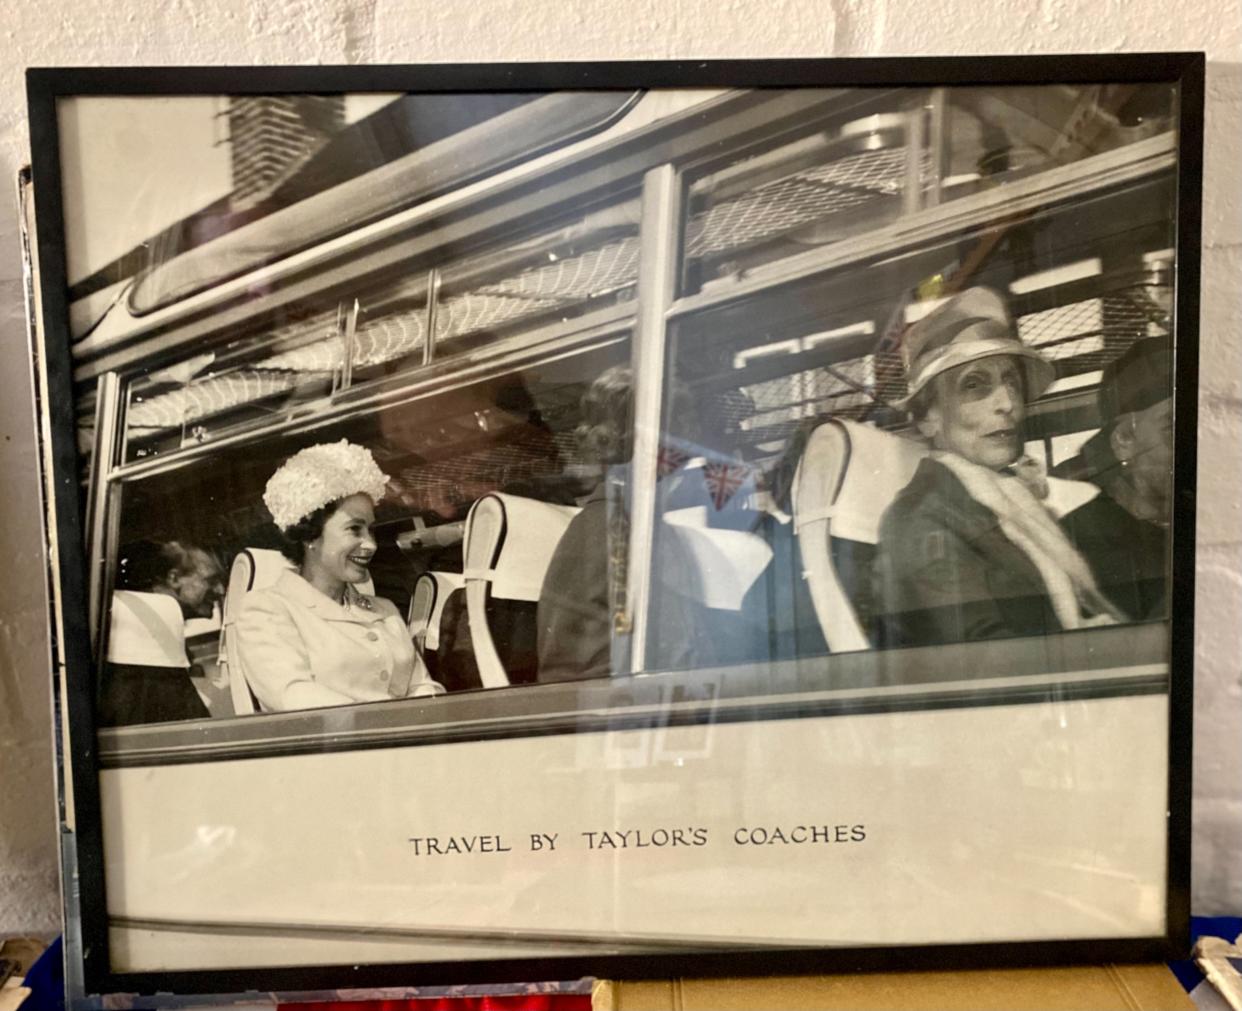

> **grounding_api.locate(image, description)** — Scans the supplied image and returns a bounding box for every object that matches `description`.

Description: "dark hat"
[898,286,1054,408]
[1098,335,1172,425]
[1049,334,1173,485]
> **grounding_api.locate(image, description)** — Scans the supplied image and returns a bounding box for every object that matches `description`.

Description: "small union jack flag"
[657,444,691,477]
[703,460,749,510]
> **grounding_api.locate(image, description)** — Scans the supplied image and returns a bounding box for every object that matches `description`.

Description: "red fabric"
[278,996,591,1011]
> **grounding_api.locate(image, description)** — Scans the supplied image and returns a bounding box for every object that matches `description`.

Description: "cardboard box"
[594,964,1193,1010]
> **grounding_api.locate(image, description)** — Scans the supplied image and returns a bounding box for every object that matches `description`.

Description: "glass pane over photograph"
[43,74,1187,980]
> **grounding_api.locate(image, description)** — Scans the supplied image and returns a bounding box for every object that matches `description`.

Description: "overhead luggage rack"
[705,262,1174,461]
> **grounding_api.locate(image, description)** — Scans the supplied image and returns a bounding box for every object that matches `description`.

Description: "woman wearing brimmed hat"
[876,287,1121,648]
[236,440,443,710]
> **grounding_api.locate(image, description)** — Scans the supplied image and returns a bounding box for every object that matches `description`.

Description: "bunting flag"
[703,460,751,510]
[657,443,691,477]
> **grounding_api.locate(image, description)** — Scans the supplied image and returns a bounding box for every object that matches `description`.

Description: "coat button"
[379,670,390,681]
[366,631,379,641]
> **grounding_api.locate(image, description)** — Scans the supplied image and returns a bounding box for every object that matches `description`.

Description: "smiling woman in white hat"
[236,440,443,711]
[875,287,1120,649]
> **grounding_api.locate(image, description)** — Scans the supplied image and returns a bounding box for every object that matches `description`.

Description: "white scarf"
[933,452,1121,631]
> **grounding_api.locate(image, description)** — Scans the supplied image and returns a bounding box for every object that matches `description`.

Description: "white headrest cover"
[224,549,293,625]
[224,547,373,624]
[411,571,465,648]
[463,493,579,602]
[796,420,927,545]
[662,512,773,611]
[409,573,438,632]
[107,591,189,668]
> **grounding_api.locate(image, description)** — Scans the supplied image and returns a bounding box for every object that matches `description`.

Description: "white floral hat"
[263,440,389,531]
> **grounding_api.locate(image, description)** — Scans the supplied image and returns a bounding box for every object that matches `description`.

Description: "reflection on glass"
[123,304,345,461]
[62,79,1191,980]
[660,196,1175,670]
[681,84,1177,297]
[683,115,914,295]
[104,340,630,724]
[343,200,643,383]
[99,81,1180,729]
[428,199,642,356]
[122,199,642,461]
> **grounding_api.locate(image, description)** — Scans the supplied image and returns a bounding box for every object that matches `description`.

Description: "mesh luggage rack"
[723,274,1172,455]
[125,141,917,438]
[124,140,1169,459]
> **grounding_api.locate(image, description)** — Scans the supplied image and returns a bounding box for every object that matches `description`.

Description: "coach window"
[120,192,645,466]
[678,83,1178,301]
[103,327,632,722]
[651,133,1176,677]
[679,93,920,299]
[121,295,351,463]
[347,195,643,387]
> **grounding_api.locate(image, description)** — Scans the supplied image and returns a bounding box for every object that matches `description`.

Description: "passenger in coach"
[1059,336,1172,620]
[236,440,443,710]
[537,366,712,681]
[875,287,1122,648]
[101,539,223,726]
[536,366,633,681]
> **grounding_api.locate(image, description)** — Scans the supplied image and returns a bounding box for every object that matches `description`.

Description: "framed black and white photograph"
[25,55,1203,998]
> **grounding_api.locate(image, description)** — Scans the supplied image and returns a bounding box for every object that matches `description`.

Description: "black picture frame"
[25,54,1203,1001]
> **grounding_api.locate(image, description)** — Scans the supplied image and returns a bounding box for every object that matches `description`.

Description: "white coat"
[236,570,442,711]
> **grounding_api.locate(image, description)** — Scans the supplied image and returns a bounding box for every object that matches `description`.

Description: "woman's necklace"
[338,584,374,612]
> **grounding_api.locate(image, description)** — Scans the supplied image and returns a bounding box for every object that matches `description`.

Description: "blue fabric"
[20,935,64,1011]
[1192,916,1242,943]
[1169,954,1205,994]
[1169,916,1242,993]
